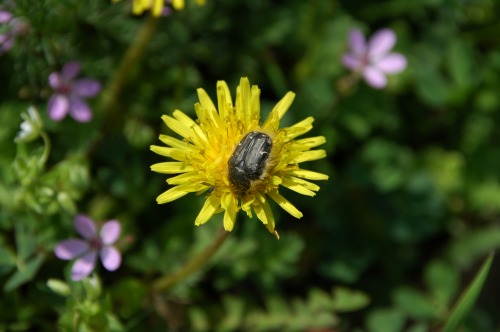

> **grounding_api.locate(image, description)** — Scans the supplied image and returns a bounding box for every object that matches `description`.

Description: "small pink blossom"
[47,62,101,122]
[0,9,28,54]
[343,28,407,89]
[54,215,122,281]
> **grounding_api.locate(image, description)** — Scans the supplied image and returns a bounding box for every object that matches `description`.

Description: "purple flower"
[54,215,122,281]
[0,9,28,54]
[343,28,407,89]
[48,62,101,122]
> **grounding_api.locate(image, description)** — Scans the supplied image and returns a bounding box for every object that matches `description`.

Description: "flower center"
[89,238,103,250]
[361,53,371,67]
[59,82,72,95]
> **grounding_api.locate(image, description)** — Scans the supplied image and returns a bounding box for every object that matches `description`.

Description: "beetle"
[228,131,273,197]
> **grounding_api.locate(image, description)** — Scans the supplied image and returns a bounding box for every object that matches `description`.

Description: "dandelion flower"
[151,78,328,238]
[112,0,205,16]
[54,215,122,281]
[343,28,407,89]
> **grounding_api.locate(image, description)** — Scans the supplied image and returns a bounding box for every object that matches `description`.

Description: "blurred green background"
[1,0,499,331]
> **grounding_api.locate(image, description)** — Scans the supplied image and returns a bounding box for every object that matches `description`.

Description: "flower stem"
[39,131,51,167]
[152,229,230,293]
[85,14,159,157]
[100,14,159,124]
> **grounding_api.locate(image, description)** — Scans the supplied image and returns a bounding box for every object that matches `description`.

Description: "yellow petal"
[150,145,176,157]
[221,192,237,231]
[251,85,261,125]
[294,136,326,149]
[158,134,196,150]
[262,91,295,130]
[162,114,191,140]
[151,162,195,174]
[237,77,253,126]
[151,0,163,16]
[280,177,317,196]
[166,171,203,185]
[291,150,327,164]
[173,110,209,146]
[284,174,321,191]
[217,80,233,120]
[132,0,147,14]
[196,90,223,131]
[150,146,190,161]
[157,182,207,204]
[268,190,303,219]
[287,169,329,181]
[195,195,220,226]
[282,117,314,139]
[172,0,185,10]
[254,193,276,234]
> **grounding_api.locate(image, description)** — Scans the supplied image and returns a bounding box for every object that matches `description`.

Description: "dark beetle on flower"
[228,131,273,197]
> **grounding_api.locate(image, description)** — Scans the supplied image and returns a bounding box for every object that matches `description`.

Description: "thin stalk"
[152,229,230,292]
[100,14,159,123]
[39,131,51,167]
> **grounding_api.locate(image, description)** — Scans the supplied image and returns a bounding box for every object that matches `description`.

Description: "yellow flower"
[151,78,328,238]
[132,0,164,16]
[112,0,206,16]
[172,0,206,10]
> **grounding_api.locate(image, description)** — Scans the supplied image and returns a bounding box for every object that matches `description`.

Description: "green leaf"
[393,287,436,319]
[442,252,494,332]
[447,227,500,267]
[15,221,36,262]
[366,308,405,332]
[332,287,370,312]
[0,241,16,276]
[424,260,459,307]
[4,254,45,292]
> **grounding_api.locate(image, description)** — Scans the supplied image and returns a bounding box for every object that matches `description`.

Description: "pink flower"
[343,28,407,89]
[0,9,28,54]
[54,215,122,281]
[47,62,101,122]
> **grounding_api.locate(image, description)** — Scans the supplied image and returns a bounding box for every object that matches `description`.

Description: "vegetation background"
[0,0,499,331]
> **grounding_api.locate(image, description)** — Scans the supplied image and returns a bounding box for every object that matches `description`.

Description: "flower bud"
[14,106,43,143]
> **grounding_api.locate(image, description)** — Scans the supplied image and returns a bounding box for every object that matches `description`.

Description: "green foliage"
[0,0,499,331]
[443,253,494,332]
[188,287,369,331]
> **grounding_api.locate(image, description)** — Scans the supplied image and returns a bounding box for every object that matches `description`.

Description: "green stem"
[152,229,230,292]
[85,14,159,157]
[39,131,51,167]
[100,14,159,124]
